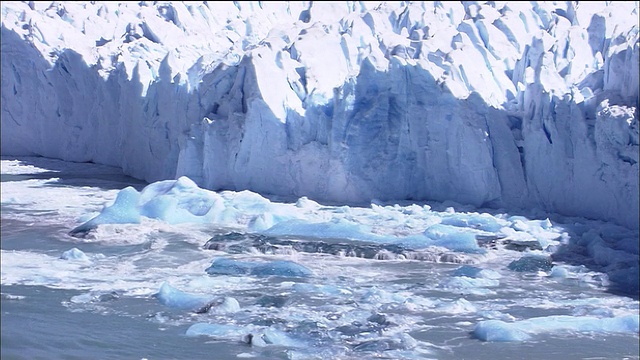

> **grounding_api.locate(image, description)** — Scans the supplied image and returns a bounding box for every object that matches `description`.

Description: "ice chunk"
[251,261,313,278]
[423,224,481,252]
[139,176,225,224]
[60,248,90,262]
[507,255,553,272]
[549,266,570,278]
[473,320,531,342]
[440,213,506,232]
[262,218,377,242]
[185,323,247,338]
[444,276,500,288]
[70,187,141,235]
[474,314,640,342]
[154,282,213,310]
[205,257,312,278]
[435,298,477,313]
[254,328,305,348]
[205,258,254,276]
[70,291,120,304]
[196,297,241,314]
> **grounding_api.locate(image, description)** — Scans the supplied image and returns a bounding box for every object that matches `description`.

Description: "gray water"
[1,156,639,360]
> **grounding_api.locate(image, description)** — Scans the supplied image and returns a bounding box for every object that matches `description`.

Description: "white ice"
[1,1,637,230]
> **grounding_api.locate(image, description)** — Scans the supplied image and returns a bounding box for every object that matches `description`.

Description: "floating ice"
[473,320,531,342]
[60,248,90,262]
[250,328,306,348]
[154,282,213,310]
[549,266,570,278]
[186,323,308,349]
[196,297,241,314]
[203,258,254,276]
[474,314,640,342]
[261,218,381,242]
[69,187,141,235]
[185,323,247,339]
[251,261,313,278]
[70,291,120,304]
[421,224,482,253]
[440,213,506,232]
[205,257,313,278]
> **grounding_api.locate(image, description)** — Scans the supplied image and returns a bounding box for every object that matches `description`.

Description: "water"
[1,156,639,360]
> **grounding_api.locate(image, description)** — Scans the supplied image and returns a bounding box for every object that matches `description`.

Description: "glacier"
[1,1,638,229]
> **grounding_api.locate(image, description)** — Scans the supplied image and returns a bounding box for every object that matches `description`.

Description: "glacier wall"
[1,1,638,228]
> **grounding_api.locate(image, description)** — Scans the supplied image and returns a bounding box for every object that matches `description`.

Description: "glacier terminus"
[1,1,639,360]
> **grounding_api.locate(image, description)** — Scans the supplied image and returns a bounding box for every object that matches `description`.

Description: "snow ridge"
[1,1,638,228]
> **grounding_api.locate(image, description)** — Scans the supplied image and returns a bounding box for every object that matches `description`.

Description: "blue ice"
[263,219,484,254]
[473,320,532,341]
[261,218,383,242]
[507,255,554,272]
[185,323,247,338]
[139,177,225,224]
[474,314,640,342]
[205,257,312,278]
[204,258,255,275]
[71,177,233,234]
[70,186,141,234]
[155,282,213,310]
[422,224,481,252]
[440,213,506,232]
[251,261,313,277]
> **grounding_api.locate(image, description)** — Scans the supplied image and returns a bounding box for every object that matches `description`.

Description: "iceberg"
[155,282,214,311]
[205,257,313,278]
[69,186,141,236]
[474,314,640,342]
[1,1,637,229]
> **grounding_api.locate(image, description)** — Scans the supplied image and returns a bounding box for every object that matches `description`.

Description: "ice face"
[1,1,638,229]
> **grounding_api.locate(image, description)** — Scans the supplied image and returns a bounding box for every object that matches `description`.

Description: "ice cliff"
[1,1,638,228]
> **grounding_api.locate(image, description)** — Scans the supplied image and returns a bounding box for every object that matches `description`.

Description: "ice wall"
[1,1,638,228]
